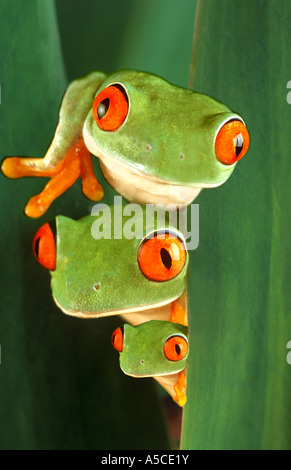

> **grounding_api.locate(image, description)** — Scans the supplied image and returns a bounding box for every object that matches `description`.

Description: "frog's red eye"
[215,119,250,165]
[138,232,186,282]
[111,327,123,352]
[92,84,129,131]
[32,222,56,271]
[164,335,188,361]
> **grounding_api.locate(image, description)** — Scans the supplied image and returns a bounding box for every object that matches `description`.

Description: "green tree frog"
[112,319,189,407]
[1,69,250,217]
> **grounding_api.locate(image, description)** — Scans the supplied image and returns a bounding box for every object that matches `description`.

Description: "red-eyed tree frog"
[1,69,250,217]
[112,319,189,407]
[32,205,188,324]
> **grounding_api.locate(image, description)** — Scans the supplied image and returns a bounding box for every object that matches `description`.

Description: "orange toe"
[1,157,23,179]
[24,195,50,218]
[82,180,104,202]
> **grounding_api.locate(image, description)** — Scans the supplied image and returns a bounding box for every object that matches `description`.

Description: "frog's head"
[83,69,250,205]
[111,320,189,377]
[32,206,188,318]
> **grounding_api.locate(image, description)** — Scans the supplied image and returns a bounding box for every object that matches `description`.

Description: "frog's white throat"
[83,129,203,206]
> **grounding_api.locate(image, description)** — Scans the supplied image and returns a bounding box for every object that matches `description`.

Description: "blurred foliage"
[55,0,196,88]
[181,0,291,450]
[0,0,197,449]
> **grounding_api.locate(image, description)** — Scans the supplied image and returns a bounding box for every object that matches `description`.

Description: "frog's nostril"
[93,282,101,291]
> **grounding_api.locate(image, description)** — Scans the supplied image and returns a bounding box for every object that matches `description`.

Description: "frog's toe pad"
[1,157,24,179]
[24,195,50,218]
[82,182,104,202]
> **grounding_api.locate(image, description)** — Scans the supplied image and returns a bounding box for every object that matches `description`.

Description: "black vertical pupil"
[34,237,40,258]
[97,98,110,119]
[235,133,243,157]
[160,248,172,270]
[175,343,181,356]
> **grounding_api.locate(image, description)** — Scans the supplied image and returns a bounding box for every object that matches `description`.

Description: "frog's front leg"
[1,71,106,217]
[25,138,104,217]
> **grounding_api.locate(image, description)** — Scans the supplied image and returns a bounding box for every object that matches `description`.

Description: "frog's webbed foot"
[173,370,187,407]
[1,71,106,217]
[2,137,104,218]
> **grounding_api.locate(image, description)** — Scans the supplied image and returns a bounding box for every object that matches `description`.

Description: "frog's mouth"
[83,128,209,206]
[52,291,178,326]
[98,154,203,206]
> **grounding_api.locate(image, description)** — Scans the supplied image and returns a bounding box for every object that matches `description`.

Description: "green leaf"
[0,0,169,449]
[181,0,291,450]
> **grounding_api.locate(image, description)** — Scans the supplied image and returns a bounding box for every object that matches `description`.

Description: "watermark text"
[91,197,199,250]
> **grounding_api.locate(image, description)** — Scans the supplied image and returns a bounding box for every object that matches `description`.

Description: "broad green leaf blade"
[181,0,291,450]
[55,0,197,89]
[0,0,169,449]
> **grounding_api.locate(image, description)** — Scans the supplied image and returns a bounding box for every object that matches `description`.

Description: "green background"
[0,0,290,450]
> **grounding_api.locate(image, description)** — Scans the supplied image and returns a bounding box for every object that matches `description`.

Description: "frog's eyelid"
[109,82,129,103]
[138,228,187,252]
